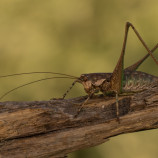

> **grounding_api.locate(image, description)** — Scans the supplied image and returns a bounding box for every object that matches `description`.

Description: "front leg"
[74,92,94,118]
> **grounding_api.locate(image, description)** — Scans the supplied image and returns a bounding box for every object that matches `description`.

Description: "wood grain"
[0,82,158,158]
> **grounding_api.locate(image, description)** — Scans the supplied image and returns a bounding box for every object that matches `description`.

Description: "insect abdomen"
[122,71,158,92]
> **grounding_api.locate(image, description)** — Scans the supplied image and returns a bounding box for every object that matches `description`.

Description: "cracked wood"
[0,83,158,158]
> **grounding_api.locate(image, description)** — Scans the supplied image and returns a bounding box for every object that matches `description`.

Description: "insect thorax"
[77,73,112,95]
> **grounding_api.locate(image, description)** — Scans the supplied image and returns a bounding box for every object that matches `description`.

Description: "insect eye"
[83,76,87,81]
[80,75,87,81]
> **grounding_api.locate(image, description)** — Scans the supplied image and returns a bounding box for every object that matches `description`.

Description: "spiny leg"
[110,22,158,123]
[111,22,158,95]
[74,93,94,118]
[128,23,158,65]
[62,80,77,99]
[125,43,158,72]
[50,80,77,100]
[111,22,131,94]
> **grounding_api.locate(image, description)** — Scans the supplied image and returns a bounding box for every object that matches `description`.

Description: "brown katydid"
[62,22,158,119]
[0,22,158,120]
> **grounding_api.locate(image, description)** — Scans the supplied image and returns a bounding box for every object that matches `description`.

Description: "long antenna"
[0,76,77,100]
[0,72,78,79]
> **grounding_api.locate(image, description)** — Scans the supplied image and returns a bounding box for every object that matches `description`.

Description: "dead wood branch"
[0,83,158,158]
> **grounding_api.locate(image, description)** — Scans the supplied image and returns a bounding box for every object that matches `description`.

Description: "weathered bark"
[0,83,158,158]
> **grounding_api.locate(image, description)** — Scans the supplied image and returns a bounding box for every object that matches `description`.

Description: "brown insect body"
[77,71,158,97]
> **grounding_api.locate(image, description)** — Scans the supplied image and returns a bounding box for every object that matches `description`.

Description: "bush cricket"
[0,22,158,121]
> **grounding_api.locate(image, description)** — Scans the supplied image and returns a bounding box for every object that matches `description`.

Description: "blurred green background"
[0,0,158,158]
